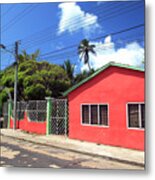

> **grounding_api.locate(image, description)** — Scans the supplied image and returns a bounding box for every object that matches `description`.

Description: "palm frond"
[89,48,96,55]
[78,39,96,71]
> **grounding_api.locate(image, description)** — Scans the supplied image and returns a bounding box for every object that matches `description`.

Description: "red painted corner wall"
[10,112,46,134]
[68,66,145,150]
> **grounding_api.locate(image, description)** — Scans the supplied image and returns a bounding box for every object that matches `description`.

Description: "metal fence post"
[46,97,52,135]
[64,100,68,137]
[7,100,12,129]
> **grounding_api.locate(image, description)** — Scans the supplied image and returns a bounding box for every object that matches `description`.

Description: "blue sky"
[0,0,145,73]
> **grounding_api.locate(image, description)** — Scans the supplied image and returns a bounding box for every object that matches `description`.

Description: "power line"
[15,1,140,46]
[22,6,143,50]
[1,4,15,17]
[1,22,144,62]
[21,3,106,41]
[41,37,144,61]
[3,2,106,47]
[39,24,144,59]
[0,1,144,67]
[3,1,143,49]
[2,4,39,33]
[39,37,144,63]
[21,1,143,49]
[1,36,144,69]
[37,37,144,66]
[20,1,123,42]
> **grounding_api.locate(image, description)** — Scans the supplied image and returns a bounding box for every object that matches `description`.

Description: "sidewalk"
[0,129,145,167]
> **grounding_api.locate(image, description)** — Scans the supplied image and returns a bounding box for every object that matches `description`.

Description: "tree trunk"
[87,61,91,71]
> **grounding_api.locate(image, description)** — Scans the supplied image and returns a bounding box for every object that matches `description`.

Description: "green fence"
[3,98,68,136]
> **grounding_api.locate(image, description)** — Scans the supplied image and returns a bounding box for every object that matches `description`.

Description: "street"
[1,136,143,169]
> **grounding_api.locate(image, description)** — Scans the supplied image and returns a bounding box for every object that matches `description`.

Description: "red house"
[63,62,145,151]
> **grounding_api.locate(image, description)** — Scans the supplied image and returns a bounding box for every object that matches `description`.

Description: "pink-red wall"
[68,66,144,150]
[10,112,46,134]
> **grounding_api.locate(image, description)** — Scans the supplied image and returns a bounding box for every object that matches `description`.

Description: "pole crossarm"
[0,44,6,49]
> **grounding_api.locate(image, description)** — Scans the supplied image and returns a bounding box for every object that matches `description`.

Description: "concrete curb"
[1,133,145,168]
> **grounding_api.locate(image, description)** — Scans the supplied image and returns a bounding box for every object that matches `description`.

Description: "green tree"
[61,60,75,85]
[18,49,40,63]
[78,39,96,71]
[74,69,95,84]
[18,60,70,100]
[0,51,71,111]
[0,67,14,115]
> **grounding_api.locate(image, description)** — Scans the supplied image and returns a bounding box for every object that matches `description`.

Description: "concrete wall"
[10,112,46,134]
[68,66,144,150]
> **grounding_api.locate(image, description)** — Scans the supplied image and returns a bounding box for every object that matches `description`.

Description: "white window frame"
[80,103,109,127]
[126,102,145,130]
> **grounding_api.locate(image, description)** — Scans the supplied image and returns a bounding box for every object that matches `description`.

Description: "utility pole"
[13,41,20,130]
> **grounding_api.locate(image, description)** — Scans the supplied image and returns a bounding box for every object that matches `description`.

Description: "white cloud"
[57,2,101,35]
[104,35,111,44]
[80,36,144,71]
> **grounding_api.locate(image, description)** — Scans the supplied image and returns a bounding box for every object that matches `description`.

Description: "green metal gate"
[50,98,68,136]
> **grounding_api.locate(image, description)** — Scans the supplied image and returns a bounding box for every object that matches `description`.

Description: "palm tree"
[78,39,96,71]
[61,60,75,85]
[18,49,40,62]
[74,68,95,84]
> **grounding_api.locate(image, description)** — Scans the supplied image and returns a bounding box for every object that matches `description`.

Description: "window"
[81,104,108,126]
[82,105,89,124]
[99,105,108,125]
[91,105,98,124]
[128,103,145,129]
[141,104,145,128]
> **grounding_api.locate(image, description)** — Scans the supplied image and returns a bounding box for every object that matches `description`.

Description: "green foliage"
[0,47,97,115]
[24,84,46,100]
[74,69,95,84]
[0,90,7,116]
[0,67,14,87]
[61,60,75,85]
[18,49,40,63]
[61,59,95,86]
[0,51,71,113]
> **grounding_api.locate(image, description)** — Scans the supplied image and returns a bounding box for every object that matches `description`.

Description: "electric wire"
[1,4,15,17]
[39,24,144,59]
[1,35,144,69]
[3,1,143,49]
[21,2,143,49]
[2,4,39,33]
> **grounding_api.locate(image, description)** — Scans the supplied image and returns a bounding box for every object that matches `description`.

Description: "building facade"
[64,62,145,150]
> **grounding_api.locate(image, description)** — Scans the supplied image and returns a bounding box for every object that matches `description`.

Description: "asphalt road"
[1,136,144,170]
